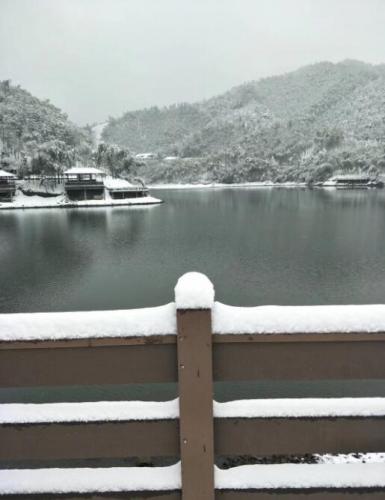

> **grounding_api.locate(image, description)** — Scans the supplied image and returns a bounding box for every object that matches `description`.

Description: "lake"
[1,187,385,313]
[2,187,385,403]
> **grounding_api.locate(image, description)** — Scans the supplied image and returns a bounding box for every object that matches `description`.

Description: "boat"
[322,174,384,189]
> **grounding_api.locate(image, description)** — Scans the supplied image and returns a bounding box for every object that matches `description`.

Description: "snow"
[215,463,385,489]
[213,302,385,334]
[0,191,162,210]
[135,153,156,159]
[92,122,108,145]
[64,167,105,175]
[0,169,16,178]
[317,453,385,465]
[0,399,179,424]
[0,464,181,495]
[174,272,215,309]
[214,397,385,418]
[3,397,384,423]
[0,303,176,341]
[104,176,135,189]
[1,463,385,494]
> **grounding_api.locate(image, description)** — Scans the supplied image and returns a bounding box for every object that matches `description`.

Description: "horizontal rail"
[0,492,384,500]
[215,417,385,455]
[0,335,177,350]
[214,332,385,343]
[2,333,385,387]
[2,332,385,350]
[1,494,385,500]
[0,421,179,460]
[0,493,180,499]
[217,493,385,499]
[0,343,177,387]
[213,340,385,380]
[2,416,384,462]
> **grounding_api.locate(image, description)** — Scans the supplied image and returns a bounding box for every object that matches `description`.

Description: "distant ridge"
[103,60,385,184]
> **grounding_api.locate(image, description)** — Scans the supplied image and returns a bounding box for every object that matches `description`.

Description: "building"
[135,153,157,160]
[0,170,17,202]
[104,177,149,199]
[64,167,106,201]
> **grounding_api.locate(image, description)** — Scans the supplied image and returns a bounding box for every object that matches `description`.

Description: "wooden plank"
[213,341,385,381]
[0,494,180,500]
[215,418,385,456]
[0,421,179,461]
[214,333,385,343]
[1,491,384,499]
[177,309,215,500]
[0,335,176,350]
[216,491,385,499]
[0,343,177,387]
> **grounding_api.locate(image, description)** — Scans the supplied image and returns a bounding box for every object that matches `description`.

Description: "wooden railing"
[1,273,385,499]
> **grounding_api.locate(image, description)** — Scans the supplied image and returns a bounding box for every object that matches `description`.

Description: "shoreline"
[0,194,163,211]
[150,181,307,189]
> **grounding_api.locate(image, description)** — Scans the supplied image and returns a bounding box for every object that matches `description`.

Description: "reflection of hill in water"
[316,188,384,207]
[0,208,149,313]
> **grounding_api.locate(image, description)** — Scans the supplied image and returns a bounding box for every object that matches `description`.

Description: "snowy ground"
[0,191,162,210]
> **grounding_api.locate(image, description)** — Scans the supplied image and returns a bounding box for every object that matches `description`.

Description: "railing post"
[175,272,215,500]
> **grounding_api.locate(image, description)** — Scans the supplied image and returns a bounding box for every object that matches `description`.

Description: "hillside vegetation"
[103,60,385,184]
[0,80,93,175]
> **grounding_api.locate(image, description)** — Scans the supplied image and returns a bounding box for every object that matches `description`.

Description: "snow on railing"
[215,463,385,490]
[0,465,181,495]
[0,303,176,341]
[213,302,385,334]
[2,272,385,498]
[2,397,385,424]
[2,272,385,341]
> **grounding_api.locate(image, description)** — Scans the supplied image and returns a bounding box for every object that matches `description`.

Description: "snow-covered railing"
[1,272,385,499]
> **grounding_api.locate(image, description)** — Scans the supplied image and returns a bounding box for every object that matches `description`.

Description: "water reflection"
[1,188,385,313]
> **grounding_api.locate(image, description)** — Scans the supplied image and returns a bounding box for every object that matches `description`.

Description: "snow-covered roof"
[64,167,105,176]
[104,177,134,189]
[332,174,371,180]
[135,153,156,159]
[0,169,16,178]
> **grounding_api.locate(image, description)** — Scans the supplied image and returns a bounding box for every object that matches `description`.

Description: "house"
[63,167,106,201]
[0,170,17,202]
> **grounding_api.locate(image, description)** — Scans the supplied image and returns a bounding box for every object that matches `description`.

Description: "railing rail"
[1,272,385,498]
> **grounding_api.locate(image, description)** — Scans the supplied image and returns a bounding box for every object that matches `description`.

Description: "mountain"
[102,60,385,183]
[0,80,93,175]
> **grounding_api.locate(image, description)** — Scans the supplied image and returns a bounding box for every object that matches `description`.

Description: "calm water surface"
[1,187,385,313]
[2,188,385,405]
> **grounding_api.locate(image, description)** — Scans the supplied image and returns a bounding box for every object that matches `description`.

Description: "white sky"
[0,0,384,125]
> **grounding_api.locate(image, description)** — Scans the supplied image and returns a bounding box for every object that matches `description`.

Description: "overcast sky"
[1,0,385,125]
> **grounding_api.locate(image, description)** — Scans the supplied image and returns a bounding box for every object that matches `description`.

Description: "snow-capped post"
[174,272,215,500]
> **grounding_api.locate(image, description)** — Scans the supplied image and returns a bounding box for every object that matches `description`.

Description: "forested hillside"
[0,80,93,174]
[103,60,385,183]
